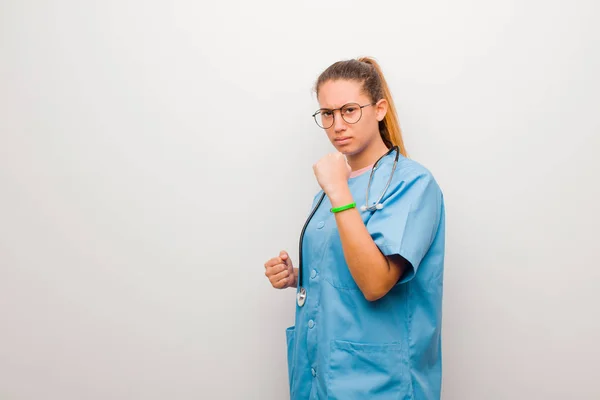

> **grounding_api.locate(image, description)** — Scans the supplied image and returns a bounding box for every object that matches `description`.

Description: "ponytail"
[357,57,407,157]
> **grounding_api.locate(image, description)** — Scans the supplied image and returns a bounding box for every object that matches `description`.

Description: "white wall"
[1,1,599,399]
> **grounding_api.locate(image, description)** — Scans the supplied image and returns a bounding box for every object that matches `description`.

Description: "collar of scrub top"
[296,146,400,307]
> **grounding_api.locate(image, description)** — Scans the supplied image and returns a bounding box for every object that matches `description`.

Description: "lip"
[334,137,352,144]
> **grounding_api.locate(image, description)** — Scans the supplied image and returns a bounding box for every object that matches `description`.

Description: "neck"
[347,138,390,171]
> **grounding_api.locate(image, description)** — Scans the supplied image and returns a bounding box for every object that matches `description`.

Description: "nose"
[332,110,347,132]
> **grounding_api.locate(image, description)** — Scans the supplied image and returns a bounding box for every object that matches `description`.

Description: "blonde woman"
[265,57,445,399]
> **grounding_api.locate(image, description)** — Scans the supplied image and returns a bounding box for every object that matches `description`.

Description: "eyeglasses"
[312,102,375,129]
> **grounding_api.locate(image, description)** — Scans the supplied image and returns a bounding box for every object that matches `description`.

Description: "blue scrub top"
[286,150,445,399]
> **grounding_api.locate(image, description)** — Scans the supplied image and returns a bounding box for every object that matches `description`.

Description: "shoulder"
[390,156,443,198]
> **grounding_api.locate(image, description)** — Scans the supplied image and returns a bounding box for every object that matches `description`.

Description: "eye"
[343,107,357,114]
[321,110,333,118]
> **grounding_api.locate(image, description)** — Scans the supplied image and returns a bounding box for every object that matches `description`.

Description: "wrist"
[289,268,298,288]
[327,186,353,208]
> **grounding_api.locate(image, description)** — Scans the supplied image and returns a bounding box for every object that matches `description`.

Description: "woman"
[264,57,445,399]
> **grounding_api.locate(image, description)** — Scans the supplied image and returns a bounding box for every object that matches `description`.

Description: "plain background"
[1,0,599,399]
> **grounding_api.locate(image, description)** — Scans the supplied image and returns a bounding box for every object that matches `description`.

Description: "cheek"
[357,115,379,135]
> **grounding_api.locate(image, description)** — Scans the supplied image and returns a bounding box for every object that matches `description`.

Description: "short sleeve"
[366,170,443,284]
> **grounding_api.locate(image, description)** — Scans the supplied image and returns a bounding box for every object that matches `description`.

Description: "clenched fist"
[313,152,351,196]
[264,250,296,289]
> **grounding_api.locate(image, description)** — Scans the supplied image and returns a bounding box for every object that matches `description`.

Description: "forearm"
[328,186,394,301]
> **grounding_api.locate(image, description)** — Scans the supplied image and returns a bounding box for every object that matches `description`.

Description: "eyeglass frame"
[311,102,376,129]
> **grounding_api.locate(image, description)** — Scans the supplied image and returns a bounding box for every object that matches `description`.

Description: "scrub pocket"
[327,339,410,399]
[285,326,296,391]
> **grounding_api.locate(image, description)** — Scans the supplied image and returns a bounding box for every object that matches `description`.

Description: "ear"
[374,98,388,122]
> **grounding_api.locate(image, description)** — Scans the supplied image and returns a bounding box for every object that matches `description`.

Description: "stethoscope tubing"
[296,146,399,303]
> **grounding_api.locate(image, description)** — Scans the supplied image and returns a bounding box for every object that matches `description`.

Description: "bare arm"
[329,186,408,301]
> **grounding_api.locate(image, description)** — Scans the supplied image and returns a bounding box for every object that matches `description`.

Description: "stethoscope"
[296,146,400,307]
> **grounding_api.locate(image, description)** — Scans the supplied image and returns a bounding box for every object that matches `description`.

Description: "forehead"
[317,79,368,109]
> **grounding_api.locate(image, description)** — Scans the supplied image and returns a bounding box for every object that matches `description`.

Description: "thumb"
[280,250,291,266]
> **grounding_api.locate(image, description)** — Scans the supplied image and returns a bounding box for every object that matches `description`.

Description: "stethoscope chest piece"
[360,203,384,212]
[297,287,307,307]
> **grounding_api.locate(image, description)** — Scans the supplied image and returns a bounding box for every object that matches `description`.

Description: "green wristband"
[330,202,356,213]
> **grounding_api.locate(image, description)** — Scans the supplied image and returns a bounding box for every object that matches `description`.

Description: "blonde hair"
[314,56,407,157]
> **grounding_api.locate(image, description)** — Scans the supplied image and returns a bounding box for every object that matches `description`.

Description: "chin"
[333,143,359,156]
[331,140,354,154]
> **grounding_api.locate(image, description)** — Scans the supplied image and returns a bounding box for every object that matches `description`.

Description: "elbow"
[361,285,388,302]
[357,257,403,301]
[363,292,382,302]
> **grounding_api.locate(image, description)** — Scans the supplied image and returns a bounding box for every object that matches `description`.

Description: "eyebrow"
[318,102,359,111]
